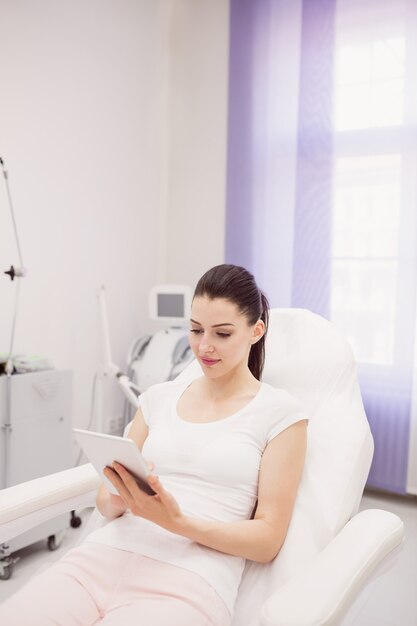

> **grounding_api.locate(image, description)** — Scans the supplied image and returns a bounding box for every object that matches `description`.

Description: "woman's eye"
[189,329,230,338]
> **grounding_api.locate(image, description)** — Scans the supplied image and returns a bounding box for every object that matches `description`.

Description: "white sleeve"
[138,380,177,427]
[265,391,308,444]
[138,388,152,426]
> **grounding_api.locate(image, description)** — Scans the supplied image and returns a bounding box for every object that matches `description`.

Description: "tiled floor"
[1,490,416,624]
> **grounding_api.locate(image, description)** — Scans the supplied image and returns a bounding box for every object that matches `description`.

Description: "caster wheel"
[0,556,19,580]
[70,511,82,528]
[0,562,13,580]
[47,529,65,551]
[47,535,58,551]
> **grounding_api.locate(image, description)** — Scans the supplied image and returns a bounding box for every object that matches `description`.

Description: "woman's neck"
[199,369,261,401]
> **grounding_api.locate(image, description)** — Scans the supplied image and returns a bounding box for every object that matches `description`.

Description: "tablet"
[73,428,156,496]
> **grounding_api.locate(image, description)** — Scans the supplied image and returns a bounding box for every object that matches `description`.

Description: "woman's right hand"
[96,483,128,519]
[96,459,155,519]
[108,492,129,515]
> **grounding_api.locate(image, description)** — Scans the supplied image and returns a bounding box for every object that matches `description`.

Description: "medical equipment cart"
[0,369,73,579]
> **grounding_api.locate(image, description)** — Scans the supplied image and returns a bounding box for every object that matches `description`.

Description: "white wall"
[164,0,230,287]
[0,0,229,449]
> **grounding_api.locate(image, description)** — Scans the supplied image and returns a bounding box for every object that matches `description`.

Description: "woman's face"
[188,296,264,379]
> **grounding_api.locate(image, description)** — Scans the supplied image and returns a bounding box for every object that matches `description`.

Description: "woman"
[1,264,307,626]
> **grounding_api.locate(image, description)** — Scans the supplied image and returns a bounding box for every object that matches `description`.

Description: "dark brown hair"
[193,264,269,380]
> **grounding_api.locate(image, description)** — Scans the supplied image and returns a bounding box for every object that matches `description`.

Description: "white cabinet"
[0,370,73,566]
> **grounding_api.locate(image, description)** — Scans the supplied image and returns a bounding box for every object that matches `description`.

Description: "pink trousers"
[0,542,231,626]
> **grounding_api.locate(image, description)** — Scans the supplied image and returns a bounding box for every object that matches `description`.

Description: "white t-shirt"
[87,378,307,614]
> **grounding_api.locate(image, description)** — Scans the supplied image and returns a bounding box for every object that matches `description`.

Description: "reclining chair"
[0,309,404,625]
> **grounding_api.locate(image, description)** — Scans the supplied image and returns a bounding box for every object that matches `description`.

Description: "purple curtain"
[291,0,336,319]
[226,0,415,494]
[225,0,272,272]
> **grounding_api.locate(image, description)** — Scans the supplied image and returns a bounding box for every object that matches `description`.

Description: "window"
[331,154,401,365]
[330,0,417,375]
[334,37,405,131]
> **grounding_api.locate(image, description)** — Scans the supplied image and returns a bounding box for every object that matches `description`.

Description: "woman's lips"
[200,357,220,367]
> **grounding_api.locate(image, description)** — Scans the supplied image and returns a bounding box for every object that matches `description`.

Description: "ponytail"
[248,292,269,380]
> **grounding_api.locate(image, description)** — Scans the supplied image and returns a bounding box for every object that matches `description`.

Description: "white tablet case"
[73,429,155,496]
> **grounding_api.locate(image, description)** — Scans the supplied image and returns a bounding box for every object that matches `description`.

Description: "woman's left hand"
[103,463,184,533]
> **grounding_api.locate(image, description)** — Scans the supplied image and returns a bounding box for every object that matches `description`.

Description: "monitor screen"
[157,293,185,318]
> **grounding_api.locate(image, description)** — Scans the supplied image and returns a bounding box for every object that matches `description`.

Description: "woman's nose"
[199,335,214,352]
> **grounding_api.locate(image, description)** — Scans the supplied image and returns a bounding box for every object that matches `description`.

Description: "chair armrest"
[0,464,100,544]
[261,509,404,626]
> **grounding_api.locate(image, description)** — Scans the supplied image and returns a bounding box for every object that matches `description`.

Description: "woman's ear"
[251,319,265,344]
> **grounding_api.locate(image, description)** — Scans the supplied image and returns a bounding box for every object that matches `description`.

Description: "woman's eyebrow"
[190,318,235,328]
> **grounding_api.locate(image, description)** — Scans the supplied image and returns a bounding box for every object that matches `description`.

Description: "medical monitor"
[149,284,192,325]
